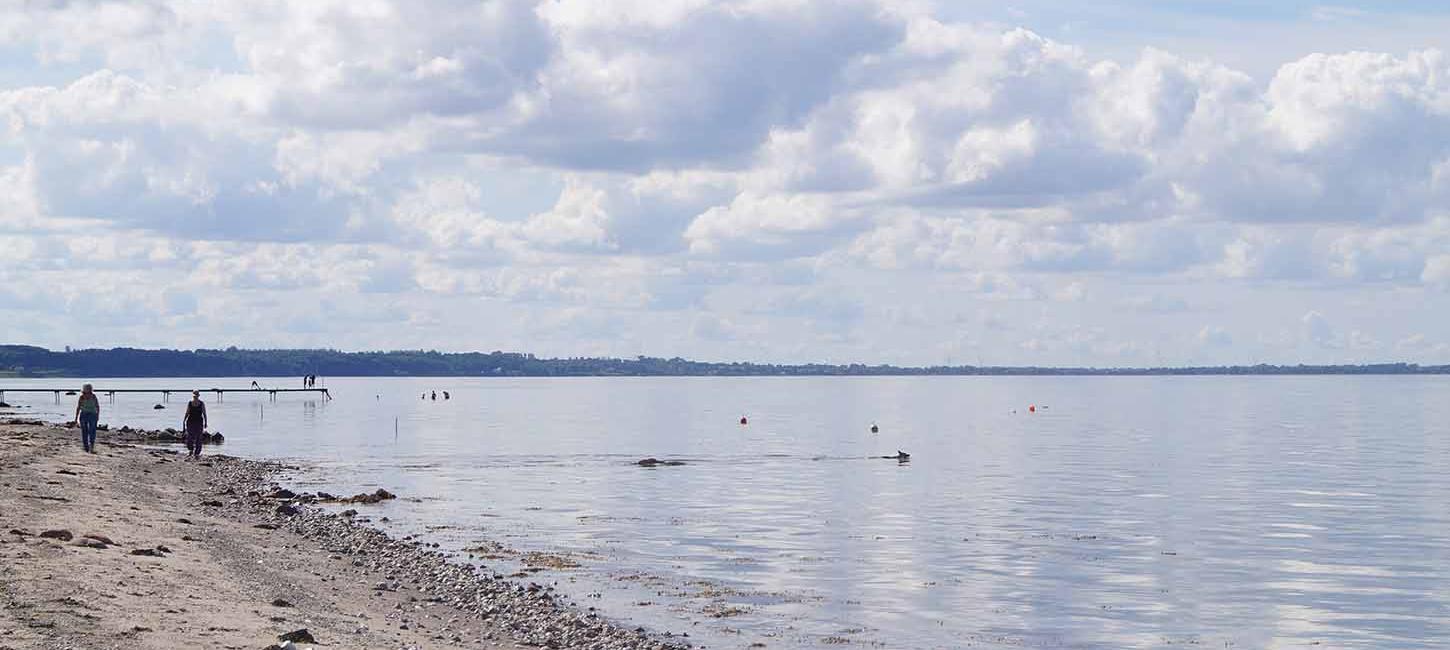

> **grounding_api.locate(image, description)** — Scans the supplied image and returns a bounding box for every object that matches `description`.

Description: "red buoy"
[1029,405,1036,413]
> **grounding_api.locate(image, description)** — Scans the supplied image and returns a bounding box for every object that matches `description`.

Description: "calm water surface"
[7,376,1450,648]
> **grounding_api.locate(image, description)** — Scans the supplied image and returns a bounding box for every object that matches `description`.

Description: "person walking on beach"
[182,390,207,459]
[73,384,100,453]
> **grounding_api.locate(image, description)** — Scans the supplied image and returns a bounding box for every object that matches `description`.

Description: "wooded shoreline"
[4,344,1446,378]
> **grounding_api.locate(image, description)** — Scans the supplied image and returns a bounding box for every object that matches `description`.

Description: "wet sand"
[0,420,689,650]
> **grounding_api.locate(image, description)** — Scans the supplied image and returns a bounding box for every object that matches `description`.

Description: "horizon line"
[3,344,1447,374]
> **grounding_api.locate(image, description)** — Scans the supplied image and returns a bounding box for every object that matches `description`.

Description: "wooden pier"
[0,387,331,403]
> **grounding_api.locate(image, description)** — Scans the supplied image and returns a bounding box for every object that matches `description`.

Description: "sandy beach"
[0,419,690,650]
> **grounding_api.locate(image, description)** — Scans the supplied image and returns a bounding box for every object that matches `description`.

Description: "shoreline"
[0,418,691,650]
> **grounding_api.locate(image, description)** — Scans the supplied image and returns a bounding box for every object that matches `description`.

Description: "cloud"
[1425,255,1450,288]
[488,0,902,169]
[684,192,853,258]
[6,1,1450,365]
[1197,325,1231,347]
[1301,310,1337,348]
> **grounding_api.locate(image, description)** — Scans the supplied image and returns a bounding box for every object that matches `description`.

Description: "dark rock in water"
[316,492,336,501]
[279,628,316,643]
[637,458,686,467]
[39,529,73,542]
[268,488,297,499]
[339,488,396,504]
[153,404,165,410]
[97,424,108,431]
[341,509,358,517]
[209,432,225,443]
[119,425,132,433]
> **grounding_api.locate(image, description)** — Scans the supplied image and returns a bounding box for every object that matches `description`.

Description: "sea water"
[7,375,1450,648]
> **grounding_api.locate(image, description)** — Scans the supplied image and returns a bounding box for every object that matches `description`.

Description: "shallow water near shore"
[8,375,1450,648]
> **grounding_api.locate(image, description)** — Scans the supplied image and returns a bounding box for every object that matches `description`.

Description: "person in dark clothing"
[183,391,207,459]
[73,383,101,453]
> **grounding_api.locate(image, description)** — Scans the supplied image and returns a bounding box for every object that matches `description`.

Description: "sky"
[2,1,1450,367]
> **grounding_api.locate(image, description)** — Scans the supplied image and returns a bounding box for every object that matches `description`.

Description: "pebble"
[195,454,690,650]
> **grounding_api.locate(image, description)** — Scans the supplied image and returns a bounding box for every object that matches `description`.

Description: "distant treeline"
[1,345,1448,378]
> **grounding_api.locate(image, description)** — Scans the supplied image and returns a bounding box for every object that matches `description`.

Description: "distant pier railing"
[0,387,331,403]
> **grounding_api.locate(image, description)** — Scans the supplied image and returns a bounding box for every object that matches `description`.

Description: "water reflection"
[6,375,1450,648]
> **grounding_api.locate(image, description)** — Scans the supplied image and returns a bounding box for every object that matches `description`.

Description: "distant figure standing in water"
[183,390,207,459]
[73,384,100,453]
[430,390,437,401]
[443,391,450,400]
